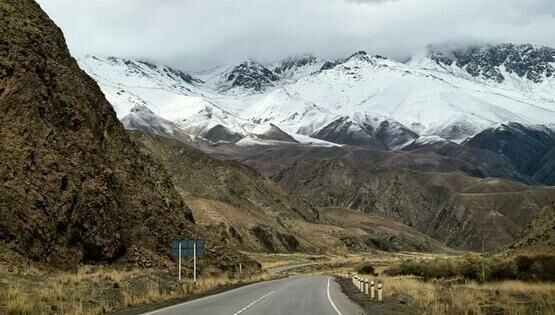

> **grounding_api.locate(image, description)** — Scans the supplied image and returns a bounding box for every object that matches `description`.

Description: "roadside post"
[378,282,383,302]
[370,280,375,299]
[364,279,369,294]
[360,278,364,293]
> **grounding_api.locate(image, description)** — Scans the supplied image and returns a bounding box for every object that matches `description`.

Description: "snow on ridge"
[78,50,555,148]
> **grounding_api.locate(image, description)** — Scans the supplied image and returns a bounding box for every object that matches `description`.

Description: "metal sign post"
[178,241,182,281]
[193,241,197,284]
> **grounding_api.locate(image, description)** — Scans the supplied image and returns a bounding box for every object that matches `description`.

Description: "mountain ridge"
[77,42,555,145]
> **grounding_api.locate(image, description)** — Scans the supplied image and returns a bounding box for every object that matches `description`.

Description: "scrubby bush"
[486,257,518,280]
[457,254,482,280]
[515,254,555,281]
[358,263,375,275]
[384,254,554,282]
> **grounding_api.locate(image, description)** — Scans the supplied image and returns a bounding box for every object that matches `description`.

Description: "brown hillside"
[131,132,448,253]
[274,159,555,251]
[0,0,197,266]
[509,203,555,254]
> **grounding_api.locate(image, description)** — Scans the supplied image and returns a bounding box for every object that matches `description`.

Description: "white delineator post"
[364,279,369,294]
[193,241,197,284]
[360,278,364,293]
[370,280,375,299]
[378,282,383,302]
[178,241,182,282]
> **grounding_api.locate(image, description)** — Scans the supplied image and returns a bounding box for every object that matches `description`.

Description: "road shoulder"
[335,276,411,315]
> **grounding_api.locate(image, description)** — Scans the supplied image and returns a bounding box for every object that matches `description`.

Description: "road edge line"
[327,277,344,315]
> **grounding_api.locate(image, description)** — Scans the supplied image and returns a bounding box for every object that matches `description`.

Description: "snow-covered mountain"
[77,44,555,149]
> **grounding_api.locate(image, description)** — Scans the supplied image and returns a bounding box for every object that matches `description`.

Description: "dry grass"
[0,265,274,315]
[353,275,555,315]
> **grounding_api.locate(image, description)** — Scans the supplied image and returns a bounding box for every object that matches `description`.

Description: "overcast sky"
[36,0,555,71]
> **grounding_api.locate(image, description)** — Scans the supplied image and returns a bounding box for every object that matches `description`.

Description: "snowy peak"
[272,55,324,80]
[345,50,372,63]
[78,45,555,154]
[220,59,280,92]
[311,114,418,149]
[427,44,555,83]
[85,55,203,86]
[317,51,376,72]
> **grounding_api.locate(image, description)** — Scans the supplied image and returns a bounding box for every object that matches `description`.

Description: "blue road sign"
[171,239,205,257]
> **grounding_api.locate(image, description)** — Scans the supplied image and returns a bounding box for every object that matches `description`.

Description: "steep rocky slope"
[509,203,555,254]
[274,159,555,251]
[0,0,198,266]
[465,122,555,185]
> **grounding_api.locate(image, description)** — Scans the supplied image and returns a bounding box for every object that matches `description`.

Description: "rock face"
[0,0,195,266]
[274,159,555,251]
[221,60,280,92]
[272,55,322,80]
[430,44,555,83]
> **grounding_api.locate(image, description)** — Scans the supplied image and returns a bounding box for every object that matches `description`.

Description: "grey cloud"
[36,0,555,70]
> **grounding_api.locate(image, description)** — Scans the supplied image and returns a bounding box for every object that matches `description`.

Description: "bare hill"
[131,132,448,253]
[274,159,555,251]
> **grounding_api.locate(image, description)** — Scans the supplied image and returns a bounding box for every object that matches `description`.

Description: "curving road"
[142,276,364,315]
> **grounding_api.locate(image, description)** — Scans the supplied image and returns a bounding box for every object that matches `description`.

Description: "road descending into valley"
[142,276,364,315]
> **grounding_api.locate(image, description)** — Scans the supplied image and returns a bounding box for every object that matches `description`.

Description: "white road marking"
[327,277,344,315]
[231,291,275,315]
[140,279,283,315]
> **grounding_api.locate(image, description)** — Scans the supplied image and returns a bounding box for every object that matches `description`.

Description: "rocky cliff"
[0,0,196,266]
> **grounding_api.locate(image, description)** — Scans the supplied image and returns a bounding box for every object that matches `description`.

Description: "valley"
[1,0,554,314]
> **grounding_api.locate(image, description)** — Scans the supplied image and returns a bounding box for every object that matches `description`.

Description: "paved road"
[267,261,326,273]
[142,276,364,315]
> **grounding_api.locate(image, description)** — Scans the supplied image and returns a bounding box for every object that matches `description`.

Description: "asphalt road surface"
[142,276,364,315]
[267,261,326,273]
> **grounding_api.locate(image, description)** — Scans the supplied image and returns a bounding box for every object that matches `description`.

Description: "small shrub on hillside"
[486,257,518,281]
[384,260,424,277]
[358,264,375,275]
[385,255,523,281]
[515,254,555,281]
[457,254,482,280]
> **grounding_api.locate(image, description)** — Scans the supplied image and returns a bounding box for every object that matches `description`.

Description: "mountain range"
[2,0,554,268]
[78,44,555,145]
[77,44,555,185]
